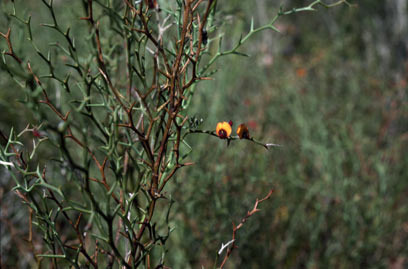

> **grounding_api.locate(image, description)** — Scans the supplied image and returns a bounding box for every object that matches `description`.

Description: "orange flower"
[216,121,232,139]
[237,124,250,139]
[296,67,307,78]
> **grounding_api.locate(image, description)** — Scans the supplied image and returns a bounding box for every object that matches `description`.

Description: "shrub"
[1,0,349,267]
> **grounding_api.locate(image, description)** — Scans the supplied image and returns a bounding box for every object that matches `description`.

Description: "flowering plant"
[0,0,348,267]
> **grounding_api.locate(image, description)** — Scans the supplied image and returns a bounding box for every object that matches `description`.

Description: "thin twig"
[186,129,283,149]
[219,189,274,268]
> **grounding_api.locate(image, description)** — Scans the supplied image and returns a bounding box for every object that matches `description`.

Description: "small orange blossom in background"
[295,67,307,78]
[216,121,232,139]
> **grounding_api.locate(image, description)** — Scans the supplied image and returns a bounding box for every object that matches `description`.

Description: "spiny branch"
[219,189,274,268]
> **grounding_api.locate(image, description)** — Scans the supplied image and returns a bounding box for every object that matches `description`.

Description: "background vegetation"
[1,0,407,268]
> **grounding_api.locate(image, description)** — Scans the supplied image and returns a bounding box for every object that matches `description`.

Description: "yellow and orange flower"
[216,121,232,139]
[237,123,250,139]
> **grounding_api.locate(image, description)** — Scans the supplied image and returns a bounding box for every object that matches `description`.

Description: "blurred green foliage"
[167,0,408,268]
[1,0,407,268]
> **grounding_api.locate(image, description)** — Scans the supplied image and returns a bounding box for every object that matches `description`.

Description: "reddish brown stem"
[219,189,274,268]
[0,28,23,64]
